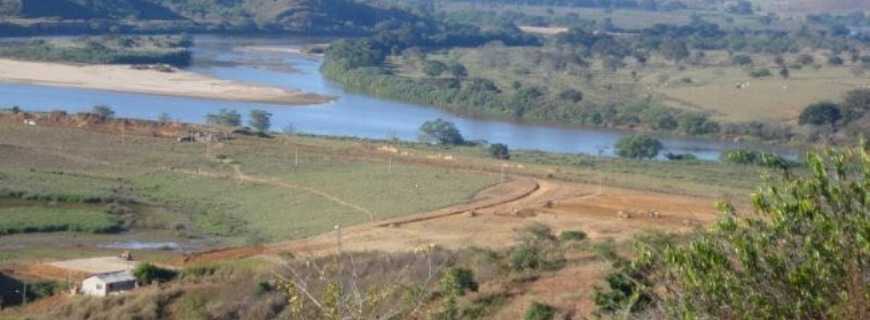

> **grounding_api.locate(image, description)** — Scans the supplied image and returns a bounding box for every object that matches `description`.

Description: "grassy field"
[0,206,121,235]
[0,122,499,245]
[647,60,870,123]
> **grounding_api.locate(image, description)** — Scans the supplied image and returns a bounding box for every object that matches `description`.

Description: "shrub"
[749,68,772,78]
[799,102,842,126]
[133,263,177,285]
[664,153,698,161]
[255,281,273,296]
[423,60,448,77]
[448,62,468,79]
[732,54,753,66]
[678,113,719,135]
[489,143,510,160]
[828,55,844,65]
[510,244,543,271]
[796,54,815,65]
[440,268,478,296]
[558,89,584,103]
[615,135,663,159]
[625,146,870,318]
[558,230,587,242]
[524,302,556,320]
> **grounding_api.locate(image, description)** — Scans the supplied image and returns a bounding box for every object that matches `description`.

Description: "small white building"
[80,271,137,297]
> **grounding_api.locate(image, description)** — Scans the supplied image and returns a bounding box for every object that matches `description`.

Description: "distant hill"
[0,0,181,20]
[0,0,416,35]
[756,0,870,14]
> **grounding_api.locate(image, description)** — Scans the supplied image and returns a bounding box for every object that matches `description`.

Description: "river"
[0,36,787,160]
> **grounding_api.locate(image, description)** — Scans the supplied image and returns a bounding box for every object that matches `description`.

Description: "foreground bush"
[596,145,869,319]
[524,302,556,320]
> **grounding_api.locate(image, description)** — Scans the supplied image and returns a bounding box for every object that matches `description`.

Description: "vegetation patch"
[0,206,122,235]
[0,36,192,67]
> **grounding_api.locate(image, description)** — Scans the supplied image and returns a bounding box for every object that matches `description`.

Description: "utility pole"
[21,283,27,305]
[388,156,392,173]
[294,147,299,169]
[500,164,506,184]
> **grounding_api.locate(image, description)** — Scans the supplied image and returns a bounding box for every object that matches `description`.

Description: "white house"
[80,271,137,297]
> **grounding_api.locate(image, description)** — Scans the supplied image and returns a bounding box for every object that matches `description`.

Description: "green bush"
[558,230,587,242]
[615,135,663,159]
[524,302,556,320]
[440,268,478,296]
[749,68,772,78]
[799,102,842,126]
[627,146,870,319]
[133,263,177,285]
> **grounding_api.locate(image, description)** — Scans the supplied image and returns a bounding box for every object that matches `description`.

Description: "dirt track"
[270,179,722,257]
[174,174,723,266]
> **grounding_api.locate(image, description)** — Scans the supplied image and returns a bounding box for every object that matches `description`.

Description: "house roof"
[88,271,136,284]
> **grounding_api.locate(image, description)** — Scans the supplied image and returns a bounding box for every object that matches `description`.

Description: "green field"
[0,123,498,244]
[0,206,121,235]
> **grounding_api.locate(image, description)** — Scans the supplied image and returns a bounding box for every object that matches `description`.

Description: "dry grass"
[651,64,870,122]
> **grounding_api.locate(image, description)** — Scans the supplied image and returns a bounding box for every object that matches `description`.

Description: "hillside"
[0,0,181,20]
[756,0,870,14]
[0,0,415,35]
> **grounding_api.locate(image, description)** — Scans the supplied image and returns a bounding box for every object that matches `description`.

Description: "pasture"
[650,64,870,123]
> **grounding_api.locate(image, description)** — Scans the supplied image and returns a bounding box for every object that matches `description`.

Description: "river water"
[0,36,785,160]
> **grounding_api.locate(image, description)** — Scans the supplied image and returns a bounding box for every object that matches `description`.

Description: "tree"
[157,112,172,123]
[725,0,754,15]
[419,119,464,145]
[660,40,690,62]
[829,55,845,66]
[615,135,663,159]
[92,105,114,118]
[799,102,842,126]
[447,62,467,79]
[558,89,584,103]
[423,60,447,77]
[249,109,272,133]
[779,66,790,79]
[489,143,510,160]
[614,146,870,319]
[205,109,241,127]
[842,88,870,122]
[797,54,815,65]
[732,54,753,66]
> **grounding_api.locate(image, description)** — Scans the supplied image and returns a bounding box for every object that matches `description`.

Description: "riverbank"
[0,59,332,105]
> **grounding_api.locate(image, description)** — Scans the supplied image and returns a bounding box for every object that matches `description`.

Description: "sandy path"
[0,59,332,105]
